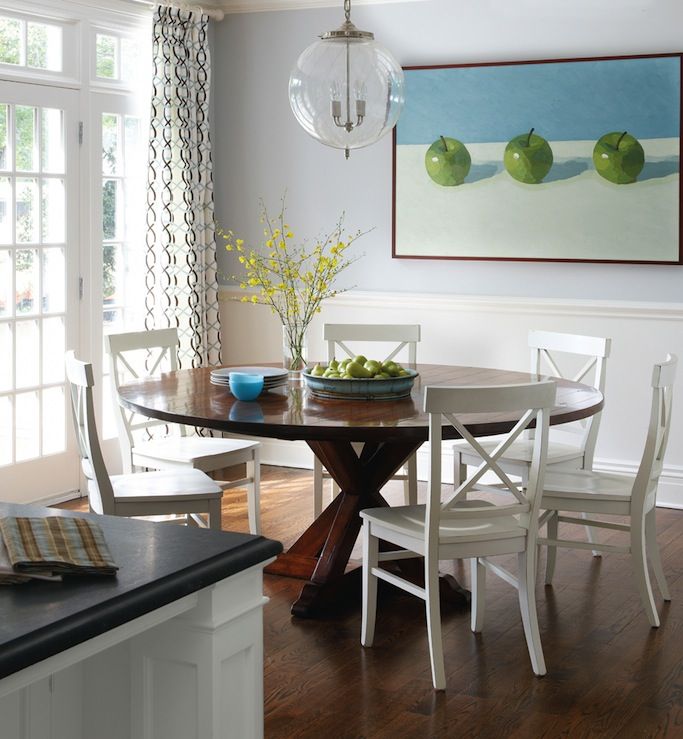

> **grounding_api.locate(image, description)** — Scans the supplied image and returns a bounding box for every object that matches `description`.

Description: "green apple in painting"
[592,131,645,184]
[425,135,471,186]
[504,128,554,184]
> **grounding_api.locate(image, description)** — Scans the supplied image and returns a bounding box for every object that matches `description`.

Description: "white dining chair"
[538,354,677,628]
[66,352,224,529]
[105,328,261,534]
[360,379,555,690]
[453,330,611,487]
[312,323,422,517]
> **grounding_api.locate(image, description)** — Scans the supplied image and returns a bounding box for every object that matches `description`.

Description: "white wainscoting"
[219,289,683,509]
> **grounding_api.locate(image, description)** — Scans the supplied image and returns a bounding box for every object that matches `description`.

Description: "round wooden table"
[117,364,603,617]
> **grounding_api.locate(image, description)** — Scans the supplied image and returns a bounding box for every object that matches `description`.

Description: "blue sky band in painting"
[397,56,681,145]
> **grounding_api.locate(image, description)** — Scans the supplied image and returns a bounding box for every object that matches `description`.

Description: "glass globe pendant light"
[289,0,405,159]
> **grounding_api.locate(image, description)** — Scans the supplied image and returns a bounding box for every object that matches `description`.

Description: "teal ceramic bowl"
[302,368,418,400]
[228,372,264,401]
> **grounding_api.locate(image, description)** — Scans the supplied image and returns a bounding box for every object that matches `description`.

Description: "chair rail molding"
[219,287,683,508]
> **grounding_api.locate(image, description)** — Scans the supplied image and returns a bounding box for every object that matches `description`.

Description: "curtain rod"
[135,0,225,21]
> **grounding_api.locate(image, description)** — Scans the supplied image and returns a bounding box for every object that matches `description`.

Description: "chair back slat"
[632,354,677,508]
[324,323,420,366]
[528,330,611,469]
[105,328,183,472]
[65,351,115,515]
[425,381,555,539]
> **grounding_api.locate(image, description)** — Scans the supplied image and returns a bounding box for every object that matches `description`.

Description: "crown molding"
[215,0,428,13]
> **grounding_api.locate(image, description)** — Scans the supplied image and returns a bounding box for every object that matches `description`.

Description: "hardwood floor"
[59,466,683,738]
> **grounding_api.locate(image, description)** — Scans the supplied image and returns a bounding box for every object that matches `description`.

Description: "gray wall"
[212,0,683,301]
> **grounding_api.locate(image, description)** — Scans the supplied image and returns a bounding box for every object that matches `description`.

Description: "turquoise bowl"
[228,372,264,401]
[302,368,418,400]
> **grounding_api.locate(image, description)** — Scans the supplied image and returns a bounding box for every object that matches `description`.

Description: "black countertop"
[0,502,282,680]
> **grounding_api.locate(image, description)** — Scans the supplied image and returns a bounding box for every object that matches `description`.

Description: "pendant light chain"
[344,0,351,22]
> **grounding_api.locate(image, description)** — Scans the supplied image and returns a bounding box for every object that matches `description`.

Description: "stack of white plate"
[210,366,289,392]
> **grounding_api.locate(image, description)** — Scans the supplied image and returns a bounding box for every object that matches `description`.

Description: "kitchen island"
[0,502,281,739]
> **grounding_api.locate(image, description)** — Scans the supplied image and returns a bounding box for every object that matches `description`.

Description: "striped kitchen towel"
[0,516,118,580]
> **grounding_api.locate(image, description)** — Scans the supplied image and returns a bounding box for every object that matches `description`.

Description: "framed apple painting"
[392,53,682,263]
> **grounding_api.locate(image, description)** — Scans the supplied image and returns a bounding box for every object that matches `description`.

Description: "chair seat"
[360,503,525,544]
[132,436,258,470]
[454,437,583,466]
[109,468,223,501]
[543,469,634,502]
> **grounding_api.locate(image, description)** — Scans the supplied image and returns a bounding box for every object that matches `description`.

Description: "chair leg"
[208,499,222,530]
[645,509,671,601]
[360,521,379,648]
[425,553,446,690]
[246,452,261,535]
[581,511,601,557]
[517,551,546,677]
[453,452,467,492]
[313,457,324,519]
[544,510,559,585]
[631,515,660,627]
[405,453,418,505]
[470,557,486,633]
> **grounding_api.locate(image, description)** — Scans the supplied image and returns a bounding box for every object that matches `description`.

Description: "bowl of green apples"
[303,356,418,400]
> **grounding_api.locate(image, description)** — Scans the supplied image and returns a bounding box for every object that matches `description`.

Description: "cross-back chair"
[361,379,556,690]
[539,354,677,628]
[66,351,224,528]
[105,328,261,534]
[454,329,611,487]
[313,323,421,517]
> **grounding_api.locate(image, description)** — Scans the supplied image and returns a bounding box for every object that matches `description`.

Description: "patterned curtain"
[145,5,221,367]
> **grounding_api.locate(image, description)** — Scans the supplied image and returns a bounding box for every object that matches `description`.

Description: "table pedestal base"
[265,439,471,618]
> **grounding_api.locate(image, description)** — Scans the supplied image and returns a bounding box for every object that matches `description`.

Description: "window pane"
[27,22,62,72]
[42,178,65,242]
[15,106,37,172]
[102,113,120,175]
[0,248,10,317]
[103,242,120,306]
[16,178,38,242]
[0,178,10,243]
[42,247,65,313]
[96,34,117,79]
[102,179,122,239]
[15,249,38,315]
[15,390,39,461]
[0,396,12,466]
[0,17,21,66]
[42,316,64,384]
[15,319,39,389]
[41,108,64,173]
[120,37,142,83]
[0,322,11,390]
[0,104,8,170]
[42,385,65,454]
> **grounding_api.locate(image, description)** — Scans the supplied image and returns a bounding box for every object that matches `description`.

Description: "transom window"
[0,14,63,72]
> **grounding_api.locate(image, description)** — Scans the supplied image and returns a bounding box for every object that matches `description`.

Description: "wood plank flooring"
[59,466,683,738]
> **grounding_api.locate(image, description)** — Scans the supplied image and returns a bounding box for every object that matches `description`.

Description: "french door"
[0,81,80,502]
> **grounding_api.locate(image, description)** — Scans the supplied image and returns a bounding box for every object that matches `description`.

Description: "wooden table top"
[117,363,604,443]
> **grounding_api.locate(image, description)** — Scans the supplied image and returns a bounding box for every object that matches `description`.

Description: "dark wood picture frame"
[392,53,683,264]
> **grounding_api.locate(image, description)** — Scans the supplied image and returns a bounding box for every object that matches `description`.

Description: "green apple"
[592,131,645,184]
[425,135,471,186]
[504,127,553,184]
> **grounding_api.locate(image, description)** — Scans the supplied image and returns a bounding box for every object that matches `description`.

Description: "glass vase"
[282,322,308,377]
